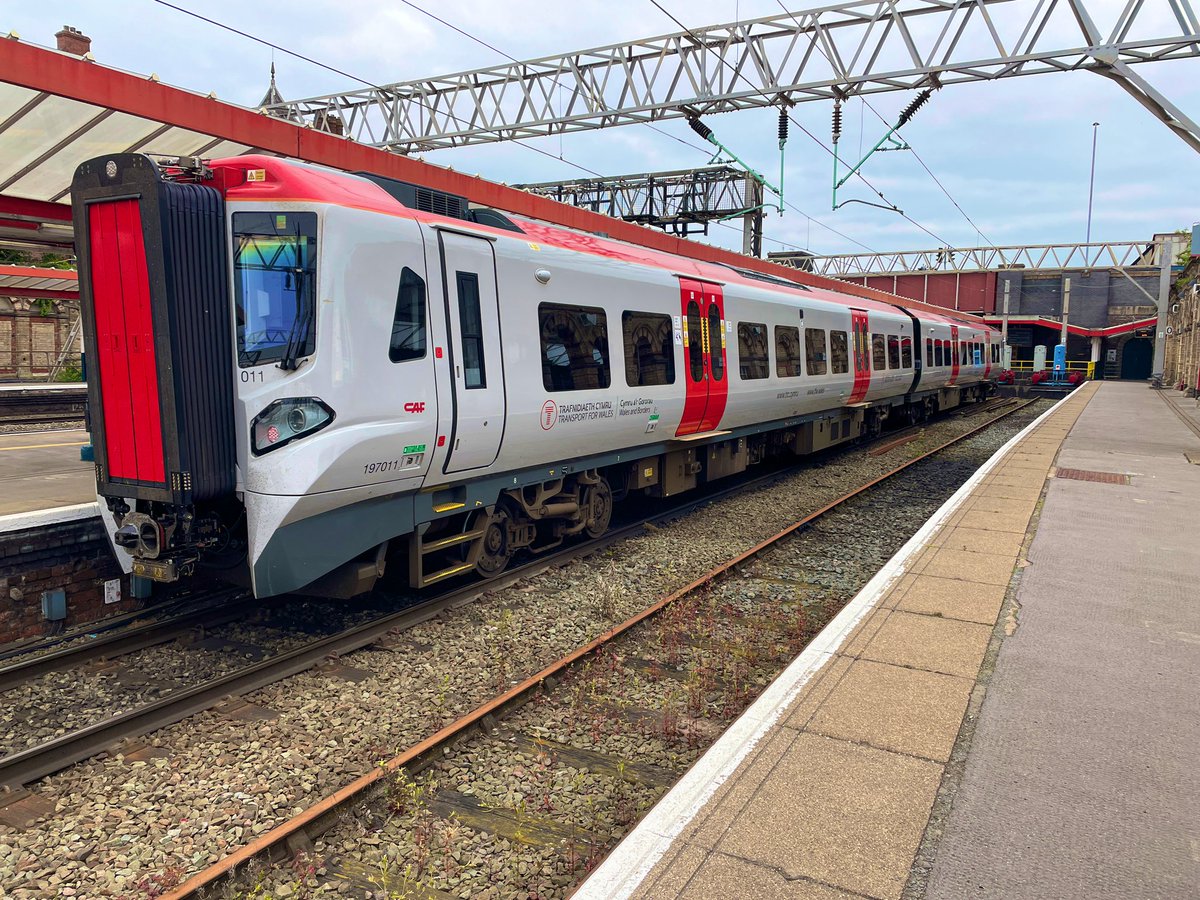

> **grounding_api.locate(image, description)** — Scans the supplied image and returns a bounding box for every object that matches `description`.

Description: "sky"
[6,0,1199,257]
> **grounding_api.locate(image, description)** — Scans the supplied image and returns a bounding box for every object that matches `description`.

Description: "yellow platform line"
[0,441,88,452]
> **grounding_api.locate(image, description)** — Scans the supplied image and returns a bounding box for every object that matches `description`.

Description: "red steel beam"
[0,38,987,324]
[0,287,78,299]
[0,193,73,223]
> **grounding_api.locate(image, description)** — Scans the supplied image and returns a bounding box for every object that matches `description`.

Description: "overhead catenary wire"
[772,0,998,251]
[153,0,870,255]
[646,0,954,249]
[392,0,875,253]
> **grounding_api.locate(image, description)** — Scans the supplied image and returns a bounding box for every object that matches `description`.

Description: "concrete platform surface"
[926,381,1200,900]
[579,381,1200,900]
[0,428,95,517]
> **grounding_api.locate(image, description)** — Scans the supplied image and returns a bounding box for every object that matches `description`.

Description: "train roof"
[209,154,992,330]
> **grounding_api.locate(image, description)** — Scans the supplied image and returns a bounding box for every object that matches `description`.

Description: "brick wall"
[0,516,134,644]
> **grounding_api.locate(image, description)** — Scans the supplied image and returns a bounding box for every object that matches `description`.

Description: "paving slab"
[680,852,862,900]
[717,732,942,899]
[806,659,972,762]
[857,610,992,679]
[893,572,1008,625]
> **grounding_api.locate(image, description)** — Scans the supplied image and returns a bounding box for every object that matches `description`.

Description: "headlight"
[251,397,334,455]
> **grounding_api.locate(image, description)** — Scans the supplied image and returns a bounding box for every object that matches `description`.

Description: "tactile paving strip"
[1054,467,1130,485]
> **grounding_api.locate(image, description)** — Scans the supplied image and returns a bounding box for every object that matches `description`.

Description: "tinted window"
[775,325,802,378]
[887,335,900,369]
[456,273,486,389]
[872,334,886,370]
[926,337,933,367]
[830,330,849,374]
[935,340,944,366]
[708,305,724,381]
[623,311,674,387]
[389,267,426,363]
[540,302,610,392]
[233,211,317,367]
[901,337,912,369]
[686,301,704,382]
[738,322,770,380]
[806,327,828,376]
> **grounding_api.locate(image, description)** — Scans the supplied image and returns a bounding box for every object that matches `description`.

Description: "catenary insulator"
[898,88,932,127]
[831,100,842,143]
[688,116,713,141]
[778,108,789,143]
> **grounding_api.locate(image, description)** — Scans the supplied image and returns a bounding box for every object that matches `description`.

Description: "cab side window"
[389,267,426,363]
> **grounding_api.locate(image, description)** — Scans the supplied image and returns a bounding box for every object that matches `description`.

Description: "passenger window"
[539,302,610,392]
[830,330,849,374]
[901,336,912,369]
[686,301,704,382]
[622,311,675,387]
[389,267,426,363]
[935,341,944,367]
[926,337,933,367]
[708,305,725,381]
[456,272,486,389]
[775,325,803,378]
[871,334,886,370]
[887,335,900,369]
[806,327,828,376]
[738,322,770,380]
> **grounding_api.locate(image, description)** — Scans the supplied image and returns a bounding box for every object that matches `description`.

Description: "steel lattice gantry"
[516,166,767,255]
[767,239,1164,276]
[269,0,1200,153]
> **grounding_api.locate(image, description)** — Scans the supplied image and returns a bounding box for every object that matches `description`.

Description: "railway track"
[154,398,1041,899]
[0,443,845,786]
[0,386,87,428]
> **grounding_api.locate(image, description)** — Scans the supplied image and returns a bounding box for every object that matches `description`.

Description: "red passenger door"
[698,282,728,432]
[677,279,728,435]
[949,325,960,385]
[848,309,871,403]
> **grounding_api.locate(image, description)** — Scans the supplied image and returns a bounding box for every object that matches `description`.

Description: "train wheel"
[474,507,513,578]
[582,478,613,539]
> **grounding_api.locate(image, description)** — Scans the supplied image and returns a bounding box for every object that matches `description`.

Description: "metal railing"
[0,350,83,382]
[1008,360,1096,379]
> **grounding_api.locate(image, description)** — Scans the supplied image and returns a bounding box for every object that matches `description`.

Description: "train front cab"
[72,153,240,585]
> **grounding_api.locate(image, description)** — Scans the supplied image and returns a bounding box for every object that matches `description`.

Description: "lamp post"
[1085,122,1099,244]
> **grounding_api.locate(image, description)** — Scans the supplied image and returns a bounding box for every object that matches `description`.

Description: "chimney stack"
[55,26,92,56]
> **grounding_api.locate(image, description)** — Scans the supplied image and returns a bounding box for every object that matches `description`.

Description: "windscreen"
[233,211,317,367]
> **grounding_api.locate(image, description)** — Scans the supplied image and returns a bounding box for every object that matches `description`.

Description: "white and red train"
[72,153,998,599]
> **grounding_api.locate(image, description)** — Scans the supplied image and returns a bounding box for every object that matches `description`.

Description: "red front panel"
[677,279,707,436]
[848,310,871,404]
[698,283,728,432]
[949,325,960,385]
[88,200,166,485]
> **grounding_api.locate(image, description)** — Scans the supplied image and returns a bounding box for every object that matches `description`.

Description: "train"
[71,152,998,599]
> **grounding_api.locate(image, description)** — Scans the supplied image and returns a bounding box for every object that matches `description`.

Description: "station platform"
[581,380,1200,900]
[0,428,95,518]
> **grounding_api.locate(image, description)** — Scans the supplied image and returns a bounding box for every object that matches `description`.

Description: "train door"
[698,281,728,432]
[848,309,871,403]
[438,229,506,474]
[677,278,727,435]
[949,324,960,385]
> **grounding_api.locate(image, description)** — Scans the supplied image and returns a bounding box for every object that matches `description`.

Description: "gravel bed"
[0,402,1046,898]
[0,420,84,435]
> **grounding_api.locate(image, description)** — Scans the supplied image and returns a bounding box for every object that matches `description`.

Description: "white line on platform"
[0,501,100,534]
[575,390,1080,900]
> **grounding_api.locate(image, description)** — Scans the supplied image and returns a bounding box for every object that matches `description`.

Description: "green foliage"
[55,363,83,383]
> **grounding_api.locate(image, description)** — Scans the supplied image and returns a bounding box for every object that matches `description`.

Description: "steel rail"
[0,590,249,692]
[162,398,1037,899]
